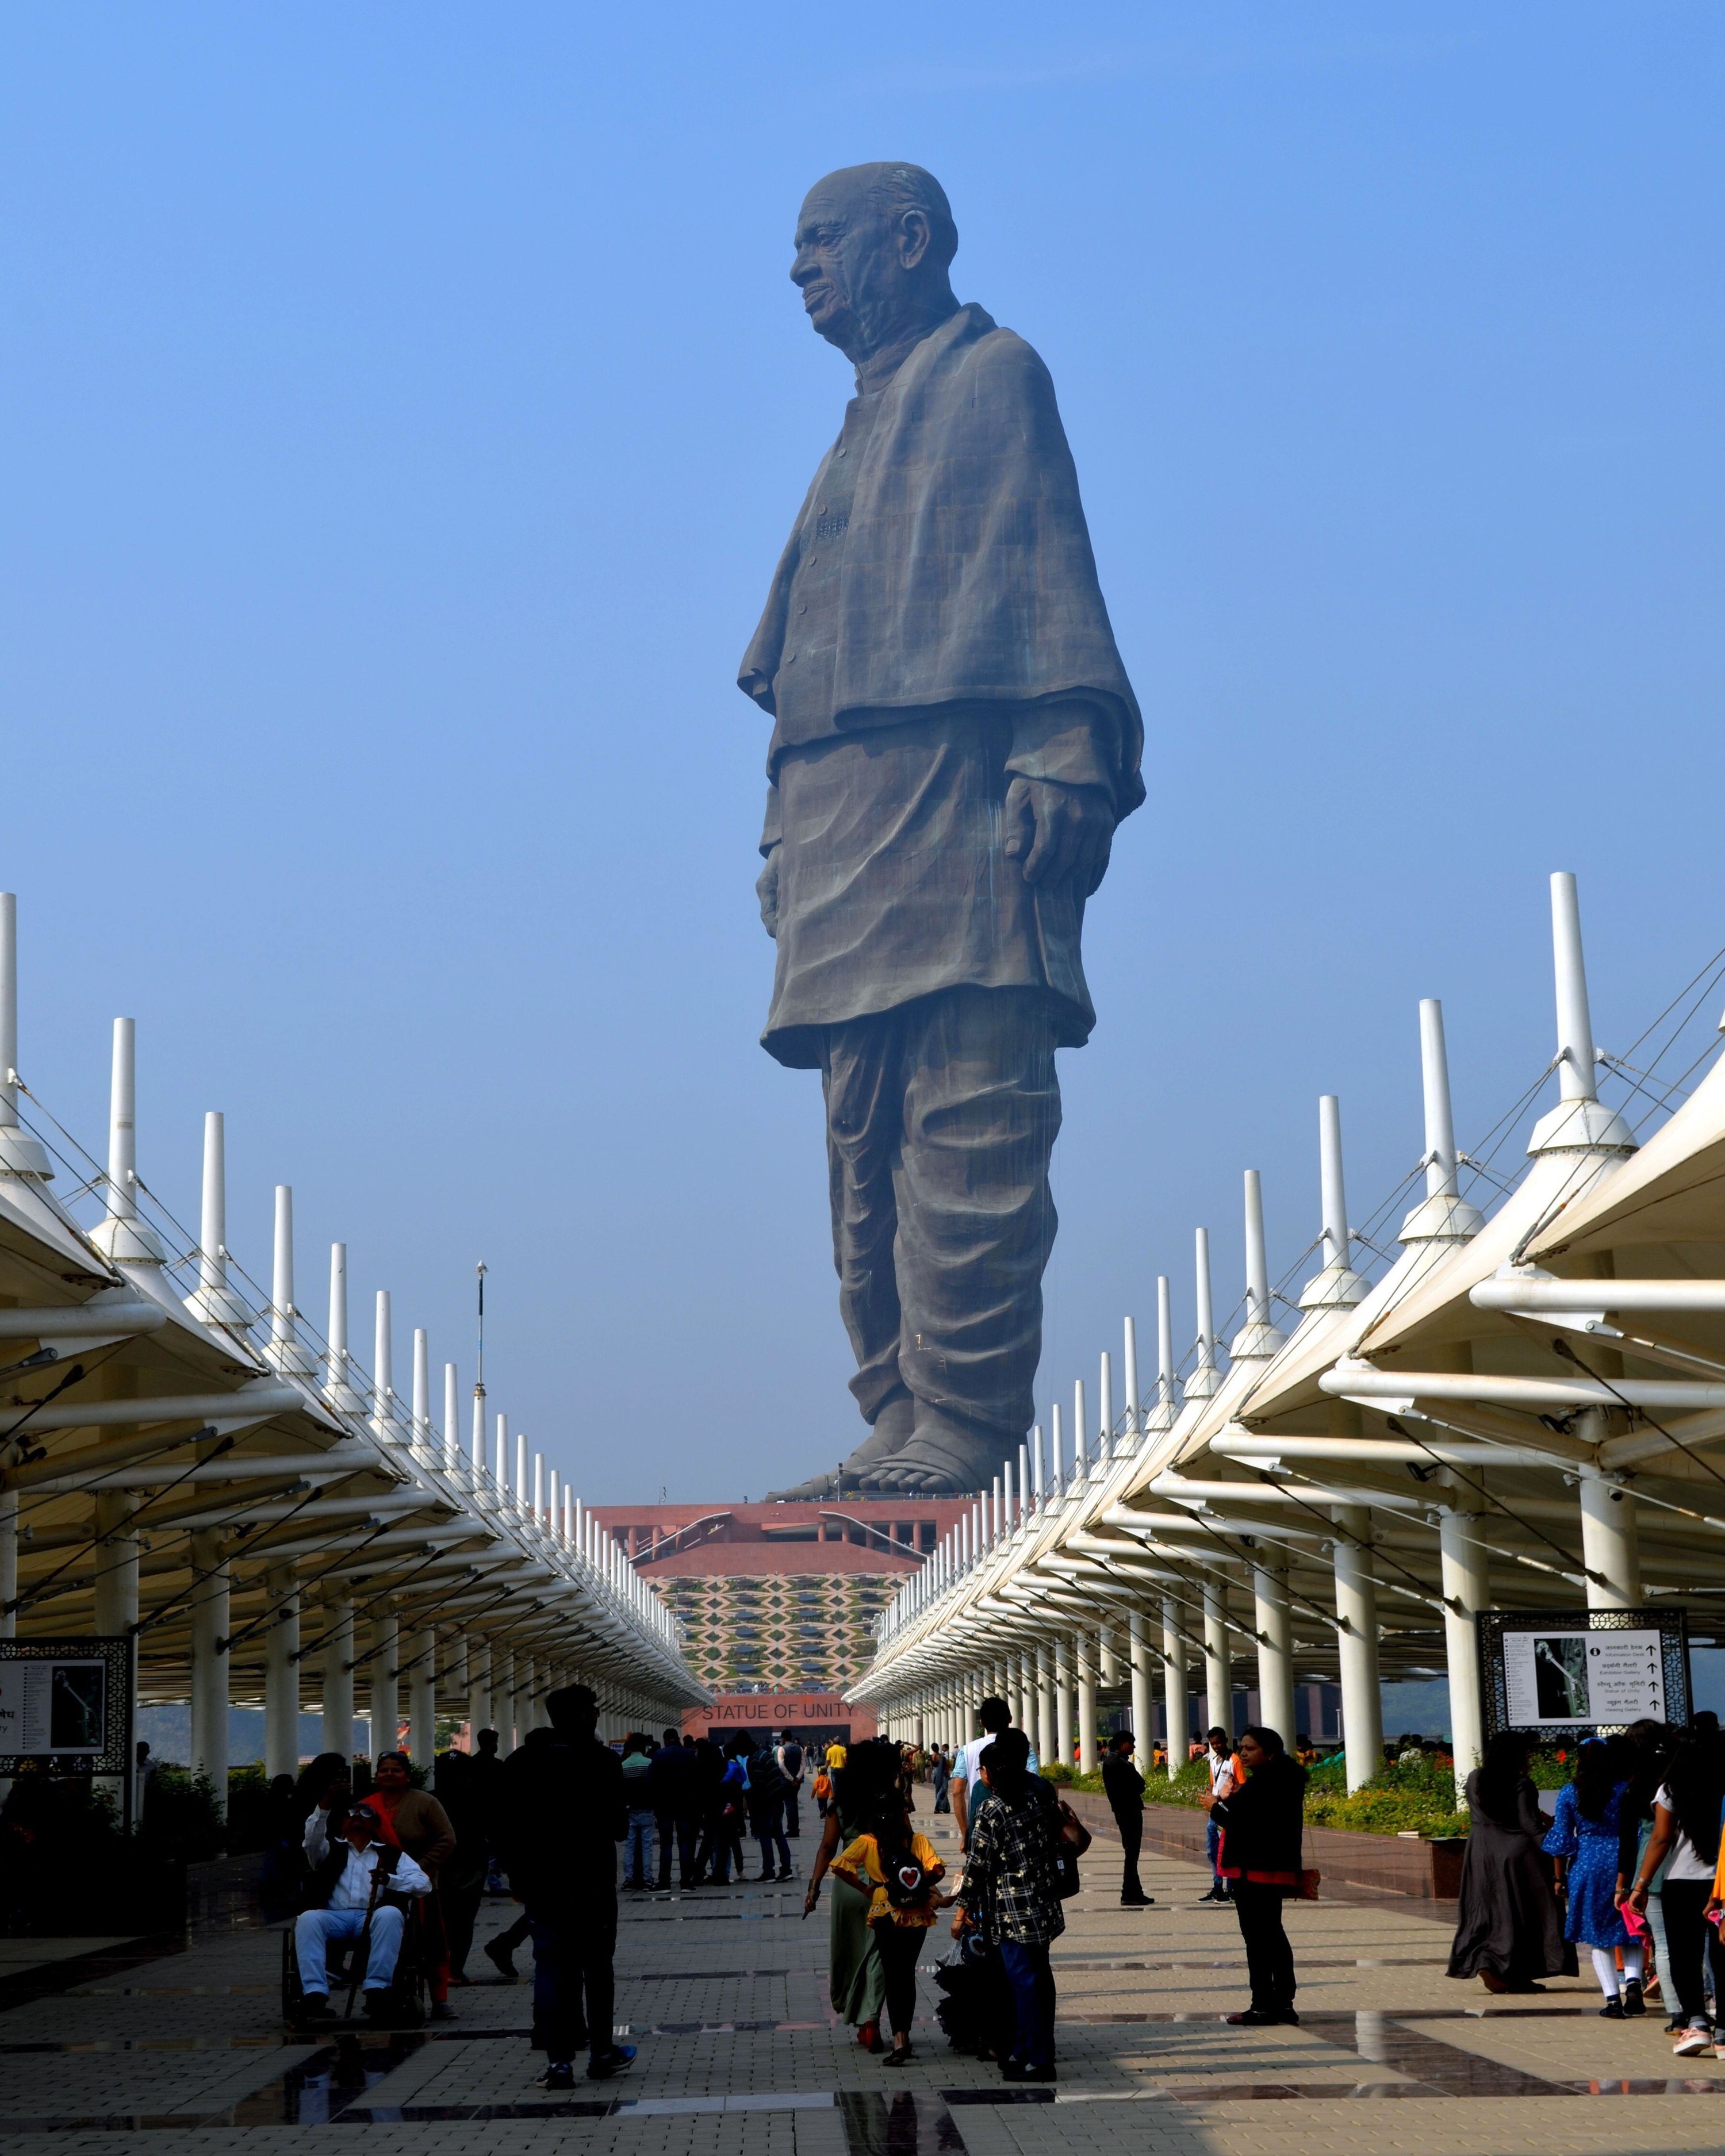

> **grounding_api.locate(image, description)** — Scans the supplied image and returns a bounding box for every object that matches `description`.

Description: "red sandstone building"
[591,1498,968,1747]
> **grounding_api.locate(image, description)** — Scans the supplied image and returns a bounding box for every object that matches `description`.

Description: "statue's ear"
[897,208,933,274]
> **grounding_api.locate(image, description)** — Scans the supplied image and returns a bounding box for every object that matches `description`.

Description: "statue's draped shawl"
[739,304,1144,816]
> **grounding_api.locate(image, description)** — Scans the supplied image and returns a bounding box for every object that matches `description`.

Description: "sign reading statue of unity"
[741,164,1143,1497]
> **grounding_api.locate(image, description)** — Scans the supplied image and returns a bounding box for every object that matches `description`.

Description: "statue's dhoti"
[820,985,1060,1490]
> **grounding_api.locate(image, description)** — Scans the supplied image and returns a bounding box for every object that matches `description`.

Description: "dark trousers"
[443,1877,484,1978]
[1232,1882,1295,2014]
[999,1938,1057,2070]
[657,1815,698,1888]
[527,1898,616,2063]
[784,1785,801,1838]
[1206,1817,1227,1890]
[873,1919,925,2039]
[1114,1807,1144,1899]
[822,987,1060,1441]
[1661,1880,1725,2027]
[693,1813,742,1884]
[754,1801,791,1876]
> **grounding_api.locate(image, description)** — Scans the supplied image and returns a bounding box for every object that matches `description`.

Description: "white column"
[1203,1581,1232,1735]
[495,1648,515,1748]
[93,1490,140,1634]
[411,1329,431,1456]
[1053,1636,1074,1770]
[1440,1484,1490,1779]
[1036,1648,1055,1767]
[1015,1651,1034,1739]
[370,1611,399,1760]
[1076,1634,1098,1773]
[189,1528,229,1817]
[1332,1506,1383,1794]
[1161,1595,1189,1776]
[1578,1441,1639,1608]
[321,1594,355,1759]
[468,1638,493,1740]
[409,1628,437,1766]
[1128,1610,1153,1758]
[264,1566,300,1779]
[1252,1562,1296,1744]
[443,1363,461,1474]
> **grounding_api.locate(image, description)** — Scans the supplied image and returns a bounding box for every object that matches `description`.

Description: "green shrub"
[1040,1760,1075,1786]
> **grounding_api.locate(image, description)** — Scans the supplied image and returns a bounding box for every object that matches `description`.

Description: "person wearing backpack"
[833,1784,947,2065]
[746,1739,795,1881]
[952,1729,1067,2080]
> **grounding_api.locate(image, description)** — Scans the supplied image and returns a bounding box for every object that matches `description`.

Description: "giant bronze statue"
[742,164,1143,1496]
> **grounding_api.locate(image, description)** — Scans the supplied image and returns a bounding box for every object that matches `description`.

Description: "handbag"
[1297,1823,1321,1901]
[1054,1798,1092,1900]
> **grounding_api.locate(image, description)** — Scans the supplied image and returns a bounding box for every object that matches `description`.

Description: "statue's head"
[791,163,958,363]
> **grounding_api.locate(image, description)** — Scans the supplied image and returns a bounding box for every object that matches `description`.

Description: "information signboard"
[1478,1608,1689,1738]
[0,1636,135,1801]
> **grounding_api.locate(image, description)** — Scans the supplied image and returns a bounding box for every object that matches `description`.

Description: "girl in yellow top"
[833,1789,948,2065]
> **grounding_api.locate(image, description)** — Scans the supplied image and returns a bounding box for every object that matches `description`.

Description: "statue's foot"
[766,1390,916,1501]
[873,1405,1011,1494]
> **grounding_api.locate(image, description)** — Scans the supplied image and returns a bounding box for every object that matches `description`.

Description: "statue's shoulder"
[939,312,1057,411]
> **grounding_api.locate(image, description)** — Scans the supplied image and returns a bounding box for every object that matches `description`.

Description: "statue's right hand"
[756,850,781,939]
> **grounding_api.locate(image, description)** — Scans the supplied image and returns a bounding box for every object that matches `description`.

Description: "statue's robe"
[739,301,1143,1462]
[740,302,1143,1071]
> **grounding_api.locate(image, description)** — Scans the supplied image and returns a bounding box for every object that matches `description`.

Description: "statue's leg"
[873,988,1060,1493]
[766,1011,915,1501]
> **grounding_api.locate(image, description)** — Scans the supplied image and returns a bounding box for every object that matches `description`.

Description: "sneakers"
[536,2061,577,2090]
[1674,2027,1712,2057]
[777,1866,795,1881]
[587,2044,637,2081]
[1623,1979,1646,2017]
[485,1938,519,1983]
[1200,1886,1229,1904]
[1225,2008,1298,2027]
[1120,1893,1155,1907]
[1599,1998,1625,2019]
[296,1992,335,2025]
[429,2001,457,2022]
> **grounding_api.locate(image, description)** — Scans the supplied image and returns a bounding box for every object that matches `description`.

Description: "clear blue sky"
[3,5,1720,1504]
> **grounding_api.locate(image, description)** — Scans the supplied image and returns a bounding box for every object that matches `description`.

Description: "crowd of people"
[1447,1709,1725,2059]
[292,1688,1725,2084]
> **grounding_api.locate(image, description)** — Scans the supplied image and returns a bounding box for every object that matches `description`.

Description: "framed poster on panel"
[1477,1608,1688,1739]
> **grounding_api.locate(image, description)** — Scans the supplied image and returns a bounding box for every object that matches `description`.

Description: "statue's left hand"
[1005,777,1115,896]
[756,849,781,939]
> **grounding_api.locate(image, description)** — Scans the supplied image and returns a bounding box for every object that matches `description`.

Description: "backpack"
[879,1841,930,1910]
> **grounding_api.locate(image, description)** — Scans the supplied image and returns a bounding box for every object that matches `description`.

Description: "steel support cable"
[217,1506,453,1659]
[338,1550,480,1670]
[3,1433,239,1616]
[1550,1335,1725,1491]
[0,1360,92,1457]
[1381,1415,1604,1582]
[13,1423,231,1521]
[1140,1507,1347,1640]
[1229,1464,1459,1613]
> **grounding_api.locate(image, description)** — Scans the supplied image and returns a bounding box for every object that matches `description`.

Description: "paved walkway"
[6,1805,1725,2153]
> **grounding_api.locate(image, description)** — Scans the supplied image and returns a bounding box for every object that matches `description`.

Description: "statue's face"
[792,170,930,358]
[791,173,887,350]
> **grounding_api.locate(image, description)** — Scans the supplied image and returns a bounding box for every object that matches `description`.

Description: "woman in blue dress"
[1543,1735,1644,2017]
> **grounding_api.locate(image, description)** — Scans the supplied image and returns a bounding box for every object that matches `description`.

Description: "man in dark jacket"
[1101,1731,1153,1908]
[494,1685,635,2087]
[1202,1725,1308,2026]
[649,1725,700,1890]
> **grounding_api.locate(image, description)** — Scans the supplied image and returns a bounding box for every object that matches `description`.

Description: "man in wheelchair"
[294,1798,432,2021]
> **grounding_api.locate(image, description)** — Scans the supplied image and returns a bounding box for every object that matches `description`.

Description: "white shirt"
[953,1732,1041,1790]
[1653,1784,1718,1883]
[1207,1750,1240,1795]
[302,1809,432,1908]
